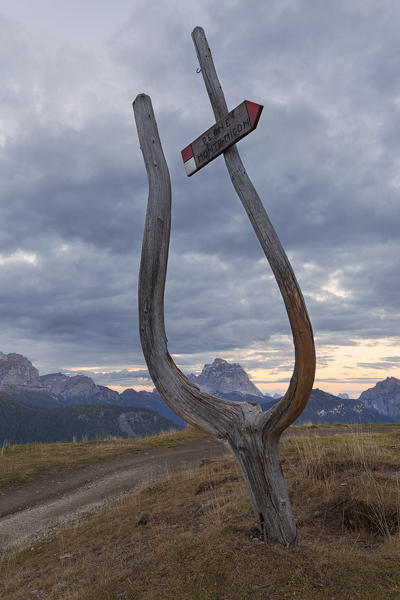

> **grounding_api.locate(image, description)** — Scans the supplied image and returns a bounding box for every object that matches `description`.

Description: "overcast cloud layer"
[0,0,399,396]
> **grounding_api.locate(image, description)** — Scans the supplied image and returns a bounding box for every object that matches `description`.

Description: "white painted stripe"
[184,156,196,176]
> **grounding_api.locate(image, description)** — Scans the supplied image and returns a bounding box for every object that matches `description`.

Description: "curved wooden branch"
[191,26,316,436]
[133,94,260,439]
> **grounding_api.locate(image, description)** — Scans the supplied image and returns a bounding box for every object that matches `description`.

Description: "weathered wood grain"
[192,26,316,435]
[133,28,315,546]
[133,94,248,436]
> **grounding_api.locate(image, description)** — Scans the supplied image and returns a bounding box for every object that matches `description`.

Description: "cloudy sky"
[0,0,399,397]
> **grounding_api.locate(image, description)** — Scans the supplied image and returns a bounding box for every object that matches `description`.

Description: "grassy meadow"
[1,425,400,599]
[0,427,206,490]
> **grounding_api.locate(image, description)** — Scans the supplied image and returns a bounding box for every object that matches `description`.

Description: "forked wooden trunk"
[133,28,315,547]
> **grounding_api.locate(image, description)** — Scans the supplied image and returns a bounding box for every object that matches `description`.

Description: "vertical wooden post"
[191,26,316,435]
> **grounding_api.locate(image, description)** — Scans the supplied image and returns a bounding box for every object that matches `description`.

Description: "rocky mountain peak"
[358,376,400,419]
[377,376,400,389]
[0,352,42,388]
[189,357,263,397]
[40,372,119,404]
[0,351,120,408]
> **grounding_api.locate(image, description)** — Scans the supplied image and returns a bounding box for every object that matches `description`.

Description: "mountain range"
[0,352,399,443]
[0,395,180,445]
[191,359,400,424]
[0,352,184,443]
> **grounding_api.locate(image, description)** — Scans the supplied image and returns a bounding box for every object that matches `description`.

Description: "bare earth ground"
[0,438,227,555]
[0,424,398,557]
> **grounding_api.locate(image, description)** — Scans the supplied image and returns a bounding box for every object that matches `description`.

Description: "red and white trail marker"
[181,100,263,176]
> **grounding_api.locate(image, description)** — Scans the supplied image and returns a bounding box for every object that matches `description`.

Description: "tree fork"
[133,28,315,546]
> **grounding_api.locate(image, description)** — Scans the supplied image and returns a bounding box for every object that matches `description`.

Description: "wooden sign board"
[181,100,263,176]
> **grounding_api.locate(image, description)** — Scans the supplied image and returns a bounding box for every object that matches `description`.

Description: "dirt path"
[0,438,227,556]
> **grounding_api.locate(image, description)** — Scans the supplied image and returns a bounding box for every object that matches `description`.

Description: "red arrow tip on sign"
[245,101,263,128]
[181,100,263,177]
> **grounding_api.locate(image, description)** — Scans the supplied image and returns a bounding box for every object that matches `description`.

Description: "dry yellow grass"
[1,427,400,599]
[0,427,206,490]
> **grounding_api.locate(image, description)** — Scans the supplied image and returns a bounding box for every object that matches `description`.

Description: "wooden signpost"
[181,100,263,176]
[133,27,316,547]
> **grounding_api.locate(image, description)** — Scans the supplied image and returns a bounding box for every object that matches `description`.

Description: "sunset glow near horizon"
[70,334,400,399]
[0,1,399,396]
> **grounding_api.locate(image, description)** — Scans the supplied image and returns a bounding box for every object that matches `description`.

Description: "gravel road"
[0,438,227,556]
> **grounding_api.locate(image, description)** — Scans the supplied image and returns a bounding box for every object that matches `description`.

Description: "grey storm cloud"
[64,368,152,388]
[0,0,399,386]
[357,362,400,371]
